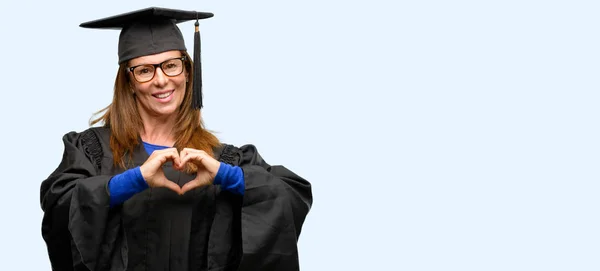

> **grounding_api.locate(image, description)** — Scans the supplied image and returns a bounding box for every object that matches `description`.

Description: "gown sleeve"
[40,130,122,271]
[236,144,313,270]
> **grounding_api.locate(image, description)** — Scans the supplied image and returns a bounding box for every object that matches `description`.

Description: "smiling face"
[128,50,188,120]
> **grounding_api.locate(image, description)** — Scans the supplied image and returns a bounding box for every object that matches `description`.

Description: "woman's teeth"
[154,91,173,99]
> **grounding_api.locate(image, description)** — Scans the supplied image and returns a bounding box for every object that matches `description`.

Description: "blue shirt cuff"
[108,166,149,207]
[213,162,245,195]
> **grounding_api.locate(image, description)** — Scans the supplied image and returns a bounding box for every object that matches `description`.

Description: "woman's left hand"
[178,148,221,194]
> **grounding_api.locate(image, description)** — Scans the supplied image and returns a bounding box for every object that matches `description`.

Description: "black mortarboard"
[79,7,214,109]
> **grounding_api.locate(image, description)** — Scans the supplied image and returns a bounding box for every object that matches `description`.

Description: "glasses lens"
[161,58,184,76]
[133,65,155,82]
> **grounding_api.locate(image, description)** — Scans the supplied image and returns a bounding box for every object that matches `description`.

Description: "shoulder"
[60,126,110,146]
[218,143,258,153]
[60,126,112,159]
[85,126,111,144]
[217,143,259,154]
[214,143,242,165]
[62,126,110,140]
[216,143,267,167]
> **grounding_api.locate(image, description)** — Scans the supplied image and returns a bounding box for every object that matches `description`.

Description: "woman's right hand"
[140,148,183,194]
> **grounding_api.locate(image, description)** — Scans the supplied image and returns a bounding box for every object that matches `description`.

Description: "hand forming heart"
[139,147,221,195]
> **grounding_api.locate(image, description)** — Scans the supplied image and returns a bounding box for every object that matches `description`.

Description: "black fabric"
[192,21,203,109]
[40,127,312,271]
[79,7,213,64]
[80,129,103,171]
[78,7,213,29]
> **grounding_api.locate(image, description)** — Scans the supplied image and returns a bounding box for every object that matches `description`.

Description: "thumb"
[181,180,205,195]
[157,176,183,195]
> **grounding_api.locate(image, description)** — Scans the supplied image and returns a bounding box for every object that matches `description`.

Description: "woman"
[39,7,312,271]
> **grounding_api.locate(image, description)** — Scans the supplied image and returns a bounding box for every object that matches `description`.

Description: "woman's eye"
[137,68,151,74]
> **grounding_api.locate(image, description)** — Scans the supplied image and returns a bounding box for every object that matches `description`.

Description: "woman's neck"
[139,112,177,147]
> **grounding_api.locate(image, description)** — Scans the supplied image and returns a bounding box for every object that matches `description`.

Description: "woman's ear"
[129,81,136,94]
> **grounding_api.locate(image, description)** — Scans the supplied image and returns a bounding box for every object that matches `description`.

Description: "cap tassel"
[192,20,203,109]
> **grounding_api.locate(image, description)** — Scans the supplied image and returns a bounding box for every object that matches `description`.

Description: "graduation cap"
[80,7,214,109]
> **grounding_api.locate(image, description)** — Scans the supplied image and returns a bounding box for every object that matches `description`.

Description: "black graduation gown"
[40,127,312,271]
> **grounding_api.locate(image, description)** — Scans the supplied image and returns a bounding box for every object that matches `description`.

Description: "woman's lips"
[152,90,175,102]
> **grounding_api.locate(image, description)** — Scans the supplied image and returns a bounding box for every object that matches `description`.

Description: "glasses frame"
[127,56,187,83]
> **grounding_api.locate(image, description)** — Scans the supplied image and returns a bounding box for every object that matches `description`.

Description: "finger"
[181,179,206,194]
[179,148,192,165]
[167,148,182,166]
[181,179,210,194]
[142,148,180,179]
[171,150,182,169]
[192,151,220,173]
[152,147,177,156]
[182,147,198,153]
[179,152,203,167]
[145,168,164,187]
[171,150,185,170]
[161,178,183,195]
[181,148,205,158]
[141,158,165,180]
[159,148,181,167]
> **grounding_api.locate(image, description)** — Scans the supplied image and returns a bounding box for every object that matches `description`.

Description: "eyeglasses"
[127,56,186,83]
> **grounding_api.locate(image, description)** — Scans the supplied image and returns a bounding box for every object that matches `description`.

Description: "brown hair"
[90,51,220,171]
